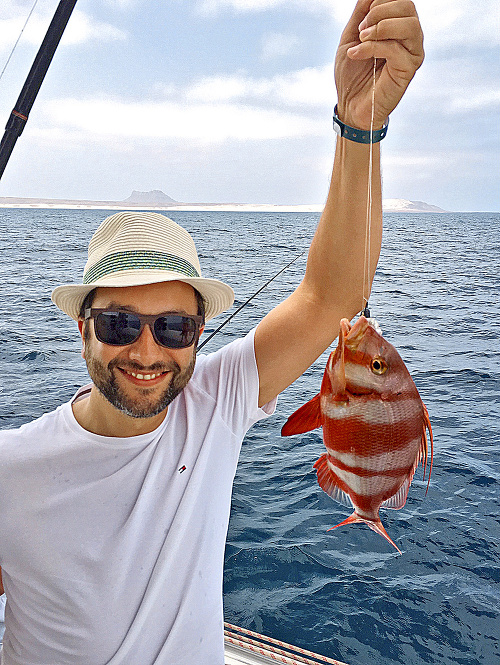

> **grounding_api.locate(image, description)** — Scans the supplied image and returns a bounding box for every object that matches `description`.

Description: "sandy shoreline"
[0,197,449,213]
[0,202,325,213]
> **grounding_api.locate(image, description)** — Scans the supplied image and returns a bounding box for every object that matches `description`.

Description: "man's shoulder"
[195,328,256,372]
[189,329,256,394]
[0,402,66,443]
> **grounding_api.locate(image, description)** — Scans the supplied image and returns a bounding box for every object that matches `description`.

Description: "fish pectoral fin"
[328,512,402,555]
[281,393,322,436]
[313,454,352,507]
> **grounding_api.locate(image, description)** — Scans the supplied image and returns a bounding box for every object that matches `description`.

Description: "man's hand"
[335,0,424,130]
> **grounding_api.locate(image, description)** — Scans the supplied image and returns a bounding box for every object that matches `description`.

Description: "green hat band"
[83,250,200,284]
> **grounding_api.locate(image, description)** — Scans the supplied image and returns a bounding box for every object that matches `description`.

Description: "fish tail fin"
[328,512,402,555]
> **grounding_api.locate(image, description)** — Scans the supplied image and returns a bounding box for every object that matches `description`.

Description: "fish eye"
[371,357,388,375]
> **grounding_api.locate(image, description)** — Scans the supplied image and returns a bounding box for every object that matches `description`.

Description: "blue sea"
[0,208,499,665]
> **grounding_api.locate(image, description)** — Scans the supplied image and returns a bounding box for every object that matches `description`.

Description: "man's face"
[80,281,203,419]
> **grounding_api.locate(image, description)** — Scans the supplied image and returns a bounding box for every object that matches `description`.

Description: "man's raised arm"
[255,0,424,407]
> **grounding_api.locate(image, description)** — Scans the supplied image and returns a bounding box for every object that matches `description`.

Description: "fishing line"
[361,56,377,319]
[0,0,40,84]
[197,250,305,352]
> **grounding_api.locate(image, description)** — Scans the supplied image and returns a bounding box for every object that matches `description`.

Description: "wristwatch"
[333,105,388,144]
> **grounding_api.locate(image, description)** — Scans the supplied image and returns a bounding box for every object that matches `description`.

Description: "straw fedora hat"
[51,211,234,321]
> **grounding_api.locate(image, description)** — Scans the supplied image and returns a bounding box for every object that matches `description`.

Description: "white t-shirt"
[0,329,275,665]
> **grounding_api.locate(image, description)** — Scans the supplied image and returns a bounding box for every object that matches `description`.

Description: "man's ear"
[77,319,86,360]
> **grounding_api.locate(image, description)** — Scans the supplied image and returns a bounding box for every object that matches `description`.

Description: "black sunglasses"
[85,308,204,349]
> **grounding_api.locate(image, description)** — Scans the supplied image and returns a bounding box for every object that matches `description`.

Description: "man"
[0,1,424,663]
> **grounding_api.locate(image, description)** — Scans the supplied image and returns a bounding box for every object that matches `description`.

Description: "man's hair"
[79,288,97,322]
[79,286,206,339]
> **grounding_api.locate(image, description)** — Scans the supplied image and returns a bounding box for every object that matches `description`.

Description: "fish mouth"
[343,315,368,345]
[326,320,348,400]
[336,315,385,396]
[339,317,352,341]
[329,316,382,399]
[341,315,382,351]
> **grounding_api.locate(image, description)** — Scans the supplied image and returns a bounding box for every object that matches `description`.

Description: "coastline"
[0,202,325,213]
[0,202,452,213]
[0,195,450,213]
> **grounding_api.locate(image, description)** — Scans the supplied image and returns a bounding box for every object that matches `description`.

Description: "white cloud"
[197,0,352,20]
[261,32,301,61]
[23,59,336,147]
[62,10,127,45]
[416,0,500,48]
[102,0,138,8]
[272,64,335,106]
[199,0,283,13]
[0,5,126,54]
[184,63,335,107]
[405,54,500,117]
[382,153,446,169]
[185,75,251,103]
[456,90,500,113]
[196,0,500,51]
[40,96,323,143]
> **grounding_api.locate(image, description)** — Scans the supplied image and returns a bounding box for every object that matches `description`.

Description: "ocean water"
[0,208,498,665]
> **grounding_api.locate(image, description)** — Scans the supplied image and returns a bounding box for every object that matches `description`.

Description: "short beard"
[85,345,196,419]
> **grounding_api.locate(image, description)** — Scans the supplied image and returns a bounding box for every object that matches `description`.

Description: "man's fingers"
[359,0,419,31]
[358,16,424,58]
[343,0,423,65]
[339,0,374,46]
[347,39,422,82]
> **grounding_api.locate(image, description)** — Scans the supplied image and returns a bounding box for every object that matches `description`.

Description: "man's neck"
[72,386,168,437]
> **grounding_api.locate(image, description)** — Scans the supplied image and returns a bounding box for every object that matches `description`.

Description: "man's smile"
[117,367,172,387]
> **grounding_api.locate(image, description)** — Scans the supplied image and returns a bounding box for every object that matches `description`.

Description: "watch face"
[333,118,342,136]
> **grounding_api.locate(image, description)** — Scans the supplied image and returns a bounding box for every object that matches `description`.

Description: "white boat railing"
[224,622,350,665]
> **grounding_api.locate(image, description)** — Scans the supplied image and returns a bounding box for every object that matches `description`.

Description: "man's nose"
[127,323,164,363]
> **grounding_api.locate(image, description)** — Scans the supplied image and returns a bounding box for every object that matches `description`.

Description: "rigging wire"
[197,250,305,352]
[0,0,41,84]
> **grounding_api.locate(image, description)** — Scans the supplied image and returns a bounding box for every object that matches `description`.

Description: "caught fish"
[282,316,433,553]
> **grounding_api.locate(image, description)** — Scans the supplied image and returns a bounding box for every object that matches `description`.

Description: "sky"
[0,0,498,211]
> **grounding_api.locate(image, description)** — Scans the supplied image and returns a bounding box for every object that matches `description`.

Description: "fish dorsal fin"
[313,454,352,507]
[281,393,322,436]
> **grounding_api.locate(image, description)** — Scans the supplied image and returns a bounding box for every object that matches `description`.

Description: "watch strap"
[333,105,388,144]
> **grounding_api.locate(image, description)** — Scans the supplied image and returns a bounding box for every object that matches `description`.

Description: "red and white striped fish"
[282,316,433,553]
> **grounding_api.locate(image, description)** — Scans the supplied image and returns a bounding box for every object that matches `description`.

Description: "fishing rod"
[0,0,78,180]
[198,250,305,352]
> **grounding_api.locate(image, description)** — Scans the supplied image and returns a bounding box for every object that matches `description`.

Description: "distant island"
[124,190,178,205]
[0,191,449,213]
[382,199,448,213]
